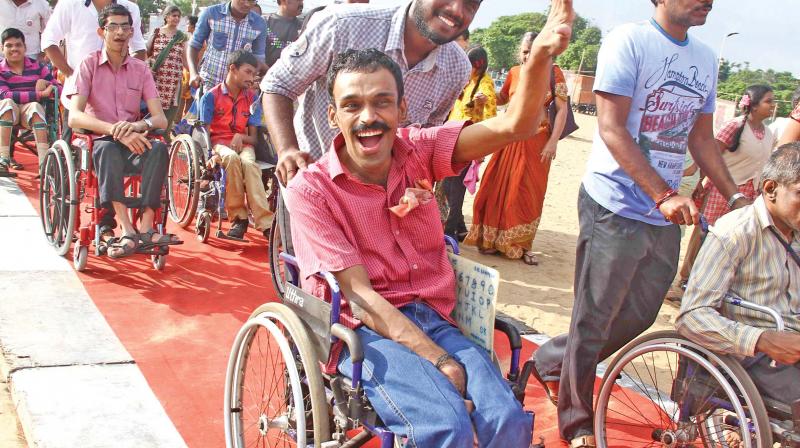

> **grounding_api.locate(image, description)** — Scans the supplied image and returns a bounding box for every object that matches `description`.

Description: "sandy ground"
[460,112,685,339]
[0,355,26,448]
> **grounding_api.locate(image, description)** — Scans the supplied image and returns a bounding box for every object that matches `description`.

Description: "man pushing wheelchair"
[282,1,574,446]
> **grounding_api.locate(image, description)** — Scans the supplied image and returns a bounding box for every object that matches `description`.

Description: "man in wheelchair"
[282,3,573,445]
[198,50,272,240]
[677,143,800,411]
[0,28,58,175]
[64,4,179,258]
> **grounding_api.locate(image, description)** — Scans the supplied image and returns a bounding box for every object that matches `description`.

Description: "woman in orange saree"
[464,32,569,265]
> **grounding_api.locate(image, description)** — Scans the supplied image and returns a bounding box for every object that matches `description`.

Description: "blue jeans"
[337,302,532,448]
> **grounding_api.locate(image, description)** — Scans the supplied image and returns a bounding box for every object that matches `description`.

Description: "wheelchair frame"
[594,293,800,448]
[225,240,533,448]
[3,86,62,178]
[38,128,172,271]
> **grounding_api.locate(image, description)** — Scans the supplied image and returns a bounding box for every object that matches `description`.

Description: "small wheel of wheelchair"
[196,211,212,243]
[167,135,201,228]
[73,244,88,272]
[224,302,330,448]
[268,215,286,299]
[594,330,772,448]
[152,254,167,271]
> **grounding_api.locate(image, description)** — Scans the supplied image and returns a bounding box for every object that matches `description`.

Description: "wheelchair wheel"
[268,214,286,299]
[595,330,772,448]
[39,148,64,246]
[73,244,88,272]
[224,302,330,448]
[196,211,212,243]
[167,135,200,228]
[152,254,167,271]
[57,141,78,257]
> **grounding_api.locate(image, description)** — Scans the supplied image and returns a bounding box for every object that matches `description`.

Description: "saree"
[464,65,568,259]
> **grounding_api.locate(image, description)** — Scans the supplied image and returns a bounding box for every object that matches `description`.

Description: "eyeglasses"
[104,23,133,33]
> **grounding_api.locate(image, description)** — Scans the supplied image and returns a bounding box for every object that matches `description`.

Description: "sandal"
[139,229,182,248]
[522,251,539,266]
[99,224,116,242]
[569,435,596,448]
[108,235,140,259]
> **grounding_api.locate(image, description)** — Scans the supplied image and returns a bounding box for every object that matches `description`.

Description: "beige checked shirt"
[260,2,470,160]
[676,196,800,358]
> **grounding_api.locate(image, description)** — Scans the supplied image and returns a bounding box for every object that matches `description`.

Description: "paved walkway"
[0,176,186,447]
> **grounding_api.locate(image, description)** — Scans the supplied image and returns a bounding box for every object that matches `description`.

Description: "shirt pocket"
[212,31,228,51]
[125,78,143,118]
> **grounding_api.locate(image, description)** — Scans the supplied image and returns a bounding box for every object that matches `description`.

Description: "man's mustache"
[352,122,391,133]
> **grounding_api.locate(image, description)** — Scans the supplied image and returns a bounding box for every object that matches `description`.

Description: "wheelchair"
[593,293,800,448]
[38,126,174,271]
[166,91,279,244]
[224,237,535,447]
[2,86,62,178]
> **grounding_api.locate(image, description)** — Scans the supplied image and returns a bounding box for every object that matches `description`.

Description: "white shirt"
[769,117,790,143]
[41,0,146,105]
[0,0,51,56]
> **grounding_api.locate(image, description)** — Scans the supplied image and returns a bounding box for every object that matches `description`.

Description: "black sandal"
[139,229,182,248]
[108,235,140,259]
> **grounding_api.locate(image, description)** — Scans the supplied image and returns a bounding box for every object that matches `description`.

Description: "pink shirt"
[66,49,158,126]
[285,121,469,371]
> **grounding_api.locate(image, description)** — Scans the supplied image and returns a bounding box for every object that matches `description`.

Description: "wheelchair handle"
[723,293,785,332]
[444,235,460,255]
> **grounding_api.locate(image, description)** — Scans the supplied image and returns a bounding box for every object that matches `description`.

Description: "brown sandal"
[522,251,539,266]
[570,435,596,448]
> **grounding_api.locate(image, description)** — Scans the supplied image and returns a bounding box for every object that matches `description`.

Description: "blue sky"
[362,0,799,77]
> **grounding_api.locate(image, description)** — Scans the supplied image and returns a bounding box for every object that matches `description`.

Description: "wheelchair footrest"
[0,171,17,178]
[216,230,248,243]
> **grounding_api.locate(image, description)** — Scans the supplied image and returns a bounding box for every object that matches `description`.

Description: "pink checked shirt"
[285,121,469,371]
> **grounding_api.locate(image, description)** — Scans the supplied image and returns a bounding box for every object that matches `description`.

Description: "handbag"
[547,67,578,140]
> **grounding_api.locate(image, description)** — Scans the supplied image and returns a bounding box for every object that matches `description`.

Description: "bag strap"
[151,30,186,74]
[768,226,800,269]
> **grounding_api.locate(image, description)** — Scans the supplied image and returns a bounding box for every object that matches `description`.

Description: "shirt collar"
[99,48,131,67]
[0,57,38,76]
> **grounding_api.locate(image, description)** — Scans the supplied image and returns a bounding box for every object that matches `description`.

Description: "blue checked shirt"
[191,2,267,91]
[260,3,471,160]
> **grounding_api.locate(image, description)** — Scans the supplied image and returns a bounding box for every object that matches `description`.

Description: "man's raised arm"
[452,0,574,162]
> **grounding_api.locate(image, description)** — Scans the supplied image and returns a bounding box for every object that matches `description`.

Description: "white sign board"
[449,253,498,353]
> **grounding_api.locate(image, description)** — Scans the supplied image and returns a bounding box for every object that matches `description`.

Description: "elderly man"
[677,143,800,406]
[66,4,179,258]
[283,2,574,445]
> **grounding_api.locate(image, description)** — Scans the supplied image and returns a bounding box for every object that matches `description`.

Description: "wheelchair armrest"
[723,293,785,331]
[444,235,460,255]
[495,316,522,378]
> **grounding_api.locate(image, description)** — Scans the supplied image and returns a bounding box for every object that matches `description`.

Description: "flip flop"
[522,251,539,266]
[139,229,182,248]
[108,235,140,259]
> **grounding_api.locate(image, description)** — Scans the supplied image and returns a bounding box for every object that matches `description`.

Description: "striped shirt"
[189,2,266,92]
[676,196,800,358]
[0,57,55,104]
[260,2,470,160]
[284,120,469,372]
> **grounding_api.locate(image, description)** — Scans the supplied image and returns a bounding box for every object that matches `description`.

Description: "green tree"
[472,11,601,73]
[717,66,800,116]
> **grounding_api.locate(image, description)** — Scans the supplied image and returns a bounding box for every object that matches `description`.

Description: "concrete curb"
[0,177,187,447]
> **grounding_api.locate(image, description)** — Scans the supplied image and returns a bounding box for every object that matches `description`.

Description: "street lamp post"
[718,31,740,75]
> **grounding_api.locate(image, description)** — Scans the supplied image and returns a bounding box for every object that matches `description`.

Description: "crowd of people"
[0,0,799,447]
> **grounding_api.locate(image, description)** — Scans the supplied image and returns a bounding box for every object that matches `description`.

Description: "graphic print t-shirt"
[582,19,717,226]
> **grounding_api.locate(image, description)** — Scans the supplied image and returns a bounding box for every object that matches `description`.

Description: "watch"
[143,117,153,130]
[727,192,746,208]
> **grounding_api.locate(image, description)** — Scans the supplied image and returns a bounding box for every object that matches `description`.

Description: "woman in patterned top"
[442,45,497,242]
[464,32,569,265]
[702,85,777,225]
[147,5,188,136]
[778,94,800,146]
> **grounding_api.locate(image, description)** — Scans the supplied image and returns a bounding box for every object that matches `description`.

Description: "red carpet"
[13,147,661,447]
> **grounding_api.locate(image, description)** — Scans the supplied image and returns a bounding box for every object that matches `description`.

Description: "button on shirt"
[284,121,469,372]
[66,49,158,132]
[41,0,146,106]
[676,196,800,358]
[198,83,263,147]
[189,2,266,91]
[0,0,51,56]
[260,3,470,160]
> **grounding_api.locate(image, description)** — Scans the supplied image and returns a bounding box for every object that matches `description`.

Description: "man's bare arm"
[778,117,800,147]
[44,45,72,77]
[263,93,311,184]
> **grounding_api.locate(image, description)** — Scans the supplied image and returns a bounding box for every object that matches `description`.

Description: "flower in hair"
[739,94,751,110]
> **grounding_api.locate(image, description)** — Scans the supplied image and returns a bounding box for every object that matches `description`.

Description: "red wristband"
[654,189,678,210]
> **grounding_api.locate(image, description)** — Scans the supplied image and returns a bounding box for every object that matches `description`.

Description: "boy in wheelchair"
[282,3,573,445]
[64,4,179,258]
[0,28,58,176]
[677,143,800,434]
[197,50,272,240]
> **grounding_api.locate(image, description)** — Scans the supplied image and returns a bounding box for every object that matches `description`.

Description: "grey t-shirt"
[264,13,301,67]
